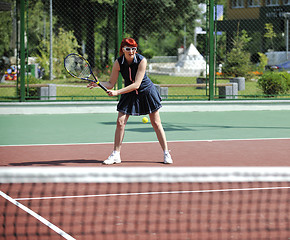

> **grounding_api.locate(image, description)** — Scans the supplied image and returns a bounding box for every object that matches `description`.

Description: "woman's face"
[122,45,137,60]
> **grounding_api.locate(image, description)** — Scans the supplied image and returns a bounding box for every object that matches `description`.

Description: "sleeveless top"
[116,53,162,115]
[117,53,154,95]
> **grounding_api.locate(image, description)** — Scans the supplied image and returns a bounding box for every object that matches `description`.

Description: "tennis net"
[0,167,289,240]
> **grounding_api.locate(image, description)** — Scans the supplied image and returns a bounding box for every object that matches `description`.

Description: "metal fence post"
[49,0,53,80]
[208,0,215,101]
[117,0,123,99]
[20,0,25,102]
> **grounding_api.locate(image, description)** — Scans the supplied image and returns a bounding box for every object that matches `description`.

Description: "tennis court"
[0,109,290,166]
[0,105,290,239]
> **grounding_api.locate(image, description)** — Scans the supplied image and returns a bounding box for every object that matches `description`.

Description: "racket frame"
[64,53,108,92]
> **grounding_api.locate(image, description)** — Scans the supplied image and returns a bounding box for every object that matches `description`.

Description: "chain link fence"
[216,1,290,99]
[0,0,290,101]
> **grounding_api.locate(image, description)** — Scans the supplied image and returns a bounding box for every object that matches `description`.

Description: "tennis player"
[88,38,172,164]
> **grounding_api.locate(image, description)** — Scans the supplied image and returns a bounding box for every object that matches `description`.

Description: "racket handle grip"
[97,82,108,92]
[88,79,108,92]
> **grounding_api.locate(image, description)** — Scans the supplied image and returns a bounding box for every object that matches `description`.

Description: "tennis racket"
[64,53,108,92]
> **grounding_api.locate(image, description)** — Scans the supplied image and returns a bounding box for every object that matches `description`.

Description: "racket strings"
[65,55,91,78]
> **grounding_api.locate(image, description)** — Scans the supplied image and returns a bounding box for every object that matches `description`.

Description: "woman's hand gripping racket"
[64,53,108,92]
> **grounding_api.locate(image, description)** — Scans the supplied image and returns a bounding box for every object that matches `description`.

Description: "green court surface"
[0,110,290,146]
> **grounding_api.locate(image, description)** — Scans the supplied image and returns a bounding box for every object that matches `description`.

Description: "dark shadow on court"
[121,160,164,164]
[163,123,290,132]
[193,123,290,130]
[99,121,290,135]
[8,159,164,166]
[9,159,103,166]
[101,121,144,125]
[126,128,154,133]
[101,121,154,133]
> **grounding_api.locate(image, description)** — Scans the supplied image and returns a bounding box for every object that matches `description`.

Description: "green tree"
[0,5,12,57]
[37,28,80,79]
[25,0,51,56]
[257,52,268,72]
[50,0,202,69]
[124,0,202,56]
[223,30,253,79]
[264,23,277,51]
[53,0,116,69]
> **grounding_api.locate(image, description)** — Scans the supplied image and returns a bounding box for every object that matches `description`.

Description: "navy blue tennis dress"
[117,53,162,116]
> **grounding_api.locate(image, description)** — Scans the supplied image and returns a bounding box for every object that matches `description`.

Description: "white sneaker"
[164,151,173,164]
[103,151,121,165]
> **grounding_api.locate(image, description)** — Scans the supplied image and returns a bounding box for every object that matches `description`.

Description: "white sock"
[113,150,120,155]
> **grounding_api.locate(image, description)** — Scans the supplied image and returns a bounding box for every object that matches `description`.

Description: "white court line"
[1,137,290,147]
[14,186,290,201]
[0,191,76,240]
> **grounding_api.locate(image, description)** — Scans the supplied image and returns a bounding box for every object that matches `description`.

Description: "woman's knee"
[116,114,128,129]
[149,112,162,129]
[150,118,161,129]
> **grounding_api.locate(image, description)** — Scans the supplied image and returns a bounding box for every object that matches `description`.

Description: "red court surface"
[1,138,289,240]
[0,138,289,167]
[1,180,289,240]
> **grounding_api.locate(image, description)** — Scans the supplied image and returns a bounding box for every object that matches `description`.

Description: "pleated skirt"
[117,85,162,116]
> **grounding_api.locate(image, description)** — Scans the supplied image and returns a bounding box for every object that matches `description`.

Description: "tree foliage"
[223,30,253,79]
[3,0,206,79]
[264,23,276,51]
[53,0,117,68]
[36,28,80,79]
[125,0,201,55]
[0,8,12,57]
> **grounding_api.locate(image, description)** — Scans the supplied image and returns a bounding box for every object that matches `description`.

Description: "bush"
[258,72,290,95]
[142,49,155,60]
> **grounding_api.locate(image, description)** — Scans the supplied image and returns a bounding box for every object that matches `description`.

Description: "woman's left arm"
[107,58,147,96]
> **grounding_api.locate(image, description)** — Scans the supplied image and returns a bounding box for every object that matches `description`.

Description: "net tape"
[0,167,290,183]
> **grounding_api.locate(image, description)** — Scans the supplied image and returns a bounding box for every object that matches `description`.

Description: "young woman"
[88,38,172,164]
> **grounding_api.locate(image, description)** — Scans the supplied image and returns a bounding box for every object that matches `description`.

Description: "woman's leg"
[114,111,130,152]
[149,110,168,152]
[103,112,129,164]
[149,110,172,164]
